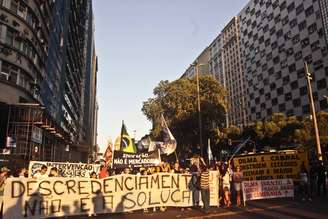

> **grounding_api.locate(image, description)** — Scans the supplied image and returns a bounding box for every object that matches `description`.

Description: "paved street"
[61,197,328,219]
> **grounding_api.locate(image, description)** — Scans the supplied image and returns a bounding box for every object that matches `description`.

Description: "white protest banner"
[28,161,100,178]
[209,171,219,206]
[242,179,294,204]
[3,172,219,219]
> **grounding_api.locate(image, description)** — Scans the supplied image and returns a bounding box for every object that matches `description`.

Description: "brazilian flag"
[119,122,137,153]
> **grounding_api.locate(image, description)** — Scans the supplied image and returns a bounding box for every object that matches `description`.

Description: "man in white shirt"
[33,165,48,179]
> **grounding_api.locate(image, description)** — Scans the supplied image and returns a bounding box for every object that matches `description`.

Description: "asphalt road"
[60,196,328,219]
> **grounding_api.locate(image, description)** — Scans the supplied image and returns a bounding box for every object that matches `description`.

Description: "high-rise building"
[184,18,248,128]
[181,47,210,78]
[221,17,248,127]
[240,0,328,121]
[80,0,98,162]
[0,0,97,164]
[209,34,225,86]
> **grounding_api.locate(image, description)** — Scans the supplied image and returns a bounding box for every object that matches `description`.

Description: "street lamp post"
[192,63,204,158]
[304,62,323,161]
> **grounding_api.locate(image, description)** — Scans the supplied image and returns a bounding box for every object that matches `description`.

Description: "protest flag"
[229,137,251,161]
[118,121,137,153]
[160,114,177,155]
[103,138,114,166]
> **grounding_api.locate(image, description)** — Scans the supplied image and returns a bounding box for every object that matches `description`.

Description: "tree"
[142,75,227,154]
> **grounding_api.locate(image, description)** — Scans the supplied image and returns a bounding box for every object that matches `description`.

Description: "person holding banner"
[232,166,243,207]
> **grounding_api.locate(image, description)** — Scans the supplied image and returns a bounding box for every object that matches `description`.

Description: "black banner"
[113,150,161,168]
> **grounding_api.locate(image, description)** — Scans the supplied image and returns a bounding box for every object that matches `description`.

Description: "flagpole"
[174,151,178,162]
[120,120,124,151]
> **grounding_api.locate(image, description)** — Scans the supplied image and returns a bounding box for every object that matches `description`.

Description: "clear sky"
[93,0,249,152]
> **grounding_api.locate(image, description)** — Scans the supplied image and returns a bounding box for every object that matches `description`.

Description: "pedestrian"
[200,163,210,213]
[233,166,243,207]
[190,162,200,208]
[299,162,310,201]
[99,165,109,179]
[309,162,317,198]
[317,161,327,196]
[173,162,181,173]
[18,167,28,178]
[222,166,231,207]
[0,167,9,196]
[122,167,131,175]
[33,165,48,179]
[90,171,97,179]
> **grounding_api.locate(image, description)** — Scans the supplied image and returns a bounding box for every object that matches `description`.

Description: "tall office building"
[240,0,328,121]
[185,18,248,128]
[0,0,97,164]
[221,17,248,127]
[181,47,210,78]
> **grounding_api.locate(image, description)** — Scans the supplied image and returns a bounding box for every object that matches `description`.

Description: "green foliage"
[142,75,227,152]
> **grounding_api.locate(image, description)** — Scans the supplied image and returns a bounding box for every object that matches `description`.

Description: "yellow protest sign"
[233,150,308,181]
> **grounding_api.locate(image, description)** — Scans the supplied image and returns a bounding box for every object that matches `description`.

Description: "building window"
[320,99,328,109]
[301,38,310,47]
[283,76,290,85]
[291,81,299,90]
[279,103,286,111]
[10,0,18,13]
[314,60,323,70]
[290,18,297,28]
[292,34,300,44]
[285,92,292,101]
[272,98,278,105]
[298,20,307,31]
[308,23,317,34]
[270,83,276,89]
[5,28,14,46]
[294,51,302,60]
[305,5,314,16]
[297,69,305,78]
[277,87,284,95]
[287,2,295,12]
[317,79,327,90]
[302,105,310,114]
[300,86,307,96]
[288,64,296,72]
[293,98,301,107]
[296,4,304,15]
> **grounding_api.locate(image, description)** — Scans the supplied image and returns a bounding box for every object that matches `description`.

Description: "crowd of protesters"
[0,158,327,214]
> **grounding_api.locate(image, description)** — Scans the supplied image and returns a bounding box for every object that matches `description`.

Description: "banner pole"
[119,120,124,151]
[174,151,178,162]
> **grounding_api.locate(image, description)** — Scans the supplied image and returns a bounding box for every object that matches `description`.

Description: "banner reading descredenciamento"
[3,172,219,219]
